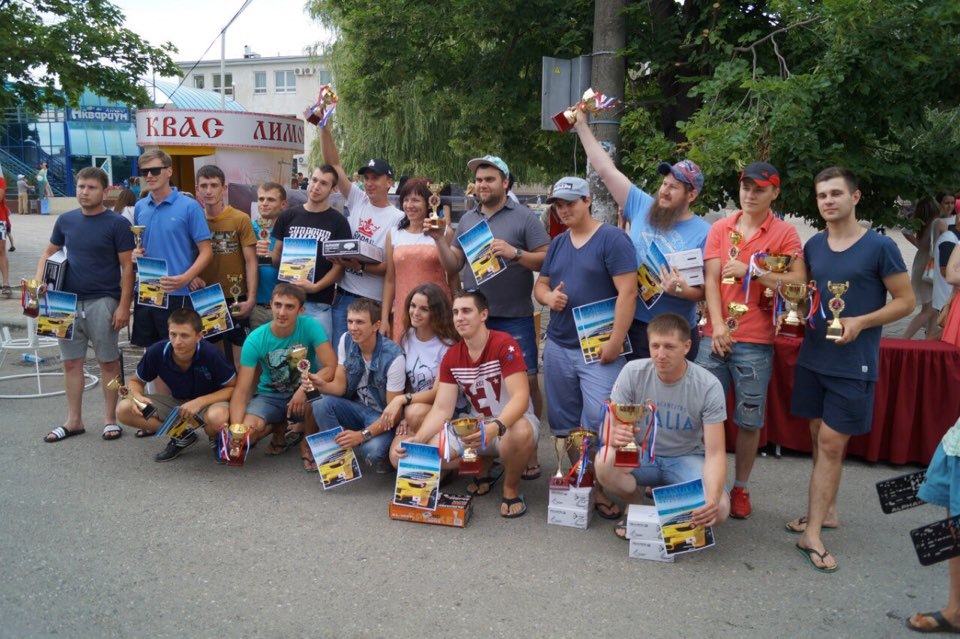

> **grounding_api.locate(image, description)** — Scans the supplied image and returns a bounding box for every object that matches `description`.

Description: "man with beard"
[573,115,709,361]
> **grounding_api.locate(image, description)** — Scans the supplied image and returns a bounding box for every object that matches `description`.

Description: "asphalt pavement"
[0,210,942,638]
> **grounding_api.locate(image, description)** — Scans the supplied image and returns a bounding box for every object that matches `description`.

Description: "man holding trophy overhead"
[787,167,913,573]
[697,162,806,520]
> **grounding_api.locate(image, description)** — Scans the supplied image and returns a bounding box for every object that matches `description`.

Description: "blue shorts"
[630,454,704,487]
[694,338,773,430]
[919,441,960,517]
[790,365,875,436]
[487,315,538,374]
[543,338,624,436]
[245,392,300,424]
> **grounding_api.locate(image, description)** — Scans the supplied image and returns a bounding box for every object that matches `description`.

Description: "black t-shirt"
[272,206,352,304]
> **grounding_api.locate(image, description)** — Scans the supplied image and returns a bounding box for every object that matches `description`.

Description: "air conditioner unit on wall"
[295,67,315,76]
[294,67,304,76]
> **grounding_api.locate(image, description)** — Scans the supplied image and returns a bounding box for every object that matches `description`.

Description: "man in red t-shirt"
[405,290,539,518]
[697,162,807,519]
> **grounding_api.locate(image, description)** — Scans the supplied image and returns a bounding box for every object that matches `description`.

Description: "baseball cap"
[740,161,780,188]
[546,177,590,203]
[467,155,510,179]
[357,158,394,178]
[657,159,704,192]
[17,174,24,179]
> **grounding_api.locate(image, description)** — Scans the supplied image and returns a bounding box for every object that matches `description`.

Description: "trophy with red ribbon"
[609,402,646,468]
[552,88,619,133]
[567,428,595,487]
[450,417,483,476]
[304,84,338,127]
[219,423,251,466]
[21,279,47,318]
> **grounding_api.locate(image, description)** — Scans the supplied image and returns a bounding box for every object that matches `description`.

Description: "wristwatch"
[491,419,507,437]
[514,248,523,261]
[361,428,373,442]
[404,392,413,405]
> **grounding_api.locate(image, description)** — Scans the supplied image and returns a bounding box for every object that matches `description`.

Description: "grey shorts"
[58,296,121,361]
[248,304,273,331]
[141,393,229,424]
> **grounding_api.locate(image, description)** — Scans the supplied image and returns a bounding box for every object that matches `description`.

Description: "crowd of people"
[23,106,960,619]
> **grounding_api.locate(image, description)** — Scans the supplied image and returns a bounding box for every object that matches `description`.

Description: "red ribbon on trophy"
[303,84,338,127]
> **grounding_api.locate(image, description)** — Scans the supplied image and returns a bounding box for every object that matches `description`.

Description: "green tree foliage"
[306,0,593,184]
[1,0,180,112]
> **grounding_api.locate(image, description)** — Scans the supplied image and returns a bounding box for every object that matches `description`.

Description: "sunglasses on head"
[139,166,166,177]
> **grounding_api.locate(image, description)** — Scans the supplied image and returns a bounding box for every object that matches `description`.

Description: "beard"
[647,199,687,231]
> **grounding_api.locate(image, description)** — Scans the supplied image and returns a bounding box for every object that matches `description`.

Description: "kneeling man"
[595,313,730,534]
[406,290,538,518]
[117,309,236,462]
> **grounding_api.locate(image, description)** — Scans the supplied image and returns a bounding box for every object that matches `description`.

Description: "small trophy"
[757,253,793,310]
[20,279,48,318]
[256,218,274,265]
[227,274,243,315]
[567,428,595,488]
[131,225,146,251]
[303,84,338,127]
[219,423,251,466]
[106,376,157,420]
[550,436,572,490]
[289,345,321,402]
[610,403,646,468]
[722,231,744,284]
[725,302,749,333]
[425,181,446,231]
[825,280,849,341]
[450,417,482,476]
[777,282,809,338]
[552,88,619,133]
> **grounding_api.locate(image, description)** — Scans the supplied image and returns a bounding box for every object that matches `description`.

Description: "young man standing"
[306,299,405,473]
[132,149,212,347]
[117,309,236,461]
[194,165,258,360]
[230,283,337,467]
[534,176,637,520]
[789,167,913,572]
[37,167,135,443]
[250,182,286,331]
[320,122,404,347]
[573,113,709,360]
[407,290,539,518]
[269,165,352,339]
[697,162,806,519]
[595,313,730,534]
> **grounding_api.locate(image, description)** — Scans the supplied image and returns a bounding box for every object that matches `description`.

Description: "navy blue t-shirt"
[541,224,638,349]
[50,209,135,300]
[797,229,906,381]
[135,339,236,401]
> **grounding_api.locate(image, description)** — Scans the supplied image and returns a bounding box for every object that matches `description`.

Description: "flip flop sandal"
[302,456,318,473]
[102,424,122,440]
[906,611,960,634]
[135,429,151,438]
[795,543,838,573]
[44,426,86,443]
[501,494,527,518]
[1,286,11,299]
[595,501,623,520]
[785,515,839,534]
[467,466,503,496]
[521,464,542,480]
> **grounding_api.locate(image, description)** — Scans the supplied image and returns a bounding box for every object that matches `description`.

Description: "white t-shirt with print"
[341,183,404,300]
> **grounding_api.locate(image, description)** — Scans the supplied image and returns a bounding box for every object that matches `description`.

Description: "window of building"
[212,73,234,96]
[318,69,333,86]
[275,70,296,94]
[254,71,267,95]
[193,75,205,89]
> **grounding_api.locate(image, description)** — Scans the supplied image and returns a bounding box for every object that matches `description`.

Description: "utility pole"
[587,0,626,225]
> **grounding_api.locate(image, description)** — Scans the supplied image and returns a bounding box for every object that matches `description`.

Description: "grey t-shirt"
[610,359,726,457]
[454,199,550,317]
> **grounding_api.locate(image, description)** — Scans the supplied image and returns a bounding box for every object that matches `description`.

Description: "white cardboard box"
[548,505,593,530]
[666,248,703,270]
[548,485,595,510]
[678,266,704,286]
[629,538,674,562]
[626,504,663,541]
[322,239,384,264]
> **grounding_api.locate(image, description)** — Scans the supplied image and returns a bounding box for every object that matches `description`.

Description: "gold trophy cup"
[758,254,793,310]
[304,84,338,127]
[567,428,595,488]
[289,346,321,403]
[777,282,809,338]
[223,423,251,466]
[106,376,157,420]
[725,302,749,333]
[552,88,618,133]
[722,231,744,284]
[550,436,573,490]
[425,181,446,231]
[611,403,646,468]
[131,225,146,251]
[256,218,274,265]
[21,279,47,318]
[450,417,482,476]
[227,274,243,315]
[826,280,849,341]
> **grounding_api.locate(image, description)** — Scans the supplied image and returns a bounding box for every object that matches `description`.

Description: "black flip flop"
[44,426,86,443]
[595,501,623,520]
[135,429,151,438]
[467,465,503,496]
[521,464,542,481]
[795,543,838,573]
[906,611,960,634]
[501,494,527,518]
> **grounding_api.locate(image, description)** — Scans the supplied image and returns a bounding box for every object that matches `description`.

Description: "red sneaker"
[730,486,752,519]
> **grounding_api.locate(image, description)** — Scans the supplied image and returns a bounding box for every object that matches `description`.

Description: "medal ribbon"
[639,401,658,462]
[599,402,611,463]
[478,419,487,452]
[807,284,824,328]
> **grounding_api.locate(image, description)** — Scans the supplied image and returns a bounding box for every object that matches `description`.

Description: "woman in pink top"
[381,178,455,342]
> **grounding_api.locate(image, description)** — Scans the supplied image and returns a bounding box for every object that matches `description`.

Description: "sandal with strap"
[501,494,527,518]
[102,424,122,440]
[44,426,86,443]
[467,465,503,496]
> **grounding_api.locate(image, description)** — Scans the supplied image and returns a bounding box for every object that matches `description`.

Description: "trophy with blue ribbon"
[219,423,251,466]
[304,84,338,127]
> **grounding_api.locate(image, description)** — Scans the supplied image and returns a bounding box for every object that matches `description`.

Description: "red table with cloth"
[723,336,960,465]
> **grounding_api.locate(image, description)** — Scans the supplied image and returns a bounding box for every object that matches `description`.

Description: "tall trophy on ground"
[106,376,157,420]
[567,428,595,488]
[219,423,251,466]
[610,402,646,468]
[20,279,48,318]
[722,231,744,284]
[777,282,809,337]
[256,218,274,265]
[227,274,243,316]
[550,436,573,490]
[757,253,793,310]
[552,88,619,133]
[825,280,849,341]
[288,345,321,402]
[450,417,482,476]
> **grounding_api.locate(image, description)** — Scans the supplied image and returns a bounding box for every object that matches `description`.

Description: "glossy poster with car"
[393,443,441,511]
[136,257,168,309]
[572,296,632,364]
[278,237,317,283]
[459,219,506,286]
[306,427,362,490]
[35,290,77,340]
[189,283,234,339]
[652,479,715,556]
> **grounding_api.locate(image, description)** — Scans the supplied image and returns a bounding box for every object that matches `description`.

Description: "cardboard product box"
[548,505,593,530]
[629,538,674,562]
[322,239,384,264]
[626,504,663,541]
[678,266,704,287]
[43,249,68,291]
[548,485,595,510]
[388,493,473,528]
[666,248,703,270]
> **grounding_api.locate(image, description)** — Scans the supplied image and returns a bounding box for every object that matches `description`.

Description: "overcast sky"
[111,0,333,65]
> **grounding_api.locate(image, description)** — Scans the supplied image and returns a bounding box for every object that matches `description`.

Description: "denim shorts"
[543,338,625,436]
[694,338,773,430]
[58,296,121,361]
[245,392,299,424]
[629,453,705,487]
[304,301,333,342]
[790,365,875,436]
[919,441,960,517]
[487,315,539,374]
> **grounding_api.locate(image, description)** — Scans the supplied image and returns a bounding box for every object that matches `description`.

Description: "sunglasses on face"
[139,166,166,177]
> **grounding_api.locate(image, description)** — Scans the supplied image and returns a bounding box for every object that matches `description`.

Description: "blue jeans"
[694,338,773,430]
[311,395,392,465]
[304,301,333,343]
[487,315,539,373]
[543,338,625,436]
[331,290,369,354]
[630,454,705,487]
